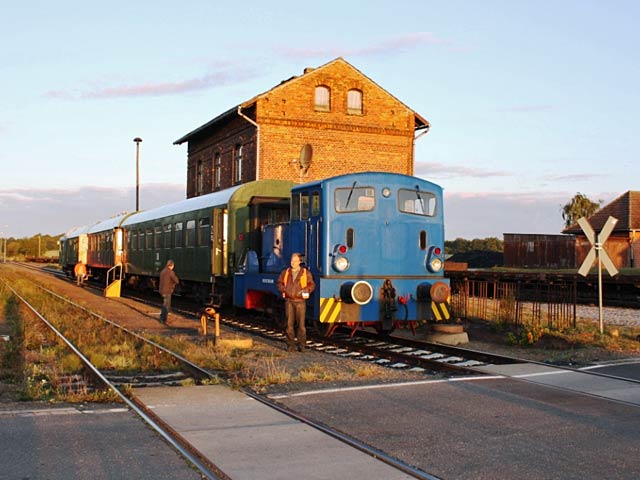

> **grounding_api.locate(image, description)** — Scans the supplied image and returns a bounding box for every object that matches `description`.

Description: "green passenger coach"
[119,179,293,303]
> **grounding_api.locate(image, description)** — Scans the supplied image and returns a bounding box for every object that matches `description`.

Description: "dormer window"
[315,85,330,112]
[347,89,363,115]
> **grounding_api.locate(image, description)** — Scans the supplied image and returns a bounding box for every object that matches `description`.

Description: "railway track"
[2,266,447,479]
[15,261,640,384]
[1,277,229,479]
[222,315,527,375]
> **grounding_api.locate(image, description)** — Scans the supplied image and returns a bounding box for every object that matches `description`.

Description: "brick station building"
[173,57,429,198]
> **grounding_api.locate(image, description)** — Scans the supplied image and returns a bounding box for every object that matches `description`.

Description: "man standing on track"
[159,259,179,324]
[277,253,315,352]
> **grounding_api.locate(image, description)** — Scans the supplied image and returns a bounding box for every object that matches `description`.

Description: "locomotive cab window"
[301,194,310,220]
[311,191,320,216]
[291,193,301,220]
[335,186,375,213]
[398,189,436,216]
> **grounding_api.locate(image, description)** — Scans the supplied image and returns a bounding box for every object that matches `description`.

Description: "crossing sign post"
[577,216,619,334]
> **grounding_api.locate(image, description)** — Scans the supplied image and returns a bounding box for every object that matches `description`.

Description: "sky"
[1,1,638,241]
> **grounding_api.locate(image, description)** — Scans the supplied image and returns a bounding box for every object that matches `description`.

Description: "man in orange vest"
[74,261,87,287]
[277,253,315,352]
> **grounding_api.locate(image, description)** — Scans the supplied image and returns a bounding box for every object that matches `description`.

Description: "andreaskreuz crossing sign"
[576,215,619,334]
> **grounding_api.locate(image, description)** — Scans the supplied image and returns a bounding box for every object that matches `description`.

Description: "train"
[59,172,450,335]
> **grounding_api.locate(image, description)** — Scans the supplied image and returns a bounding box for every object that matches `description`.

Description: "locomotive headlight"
[333,256,350,272]
[429,257,443,272]
[426,246,444,273]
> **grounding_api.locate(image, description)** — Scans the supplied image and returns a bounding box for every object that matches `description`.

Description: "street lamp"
[133,137,143,212]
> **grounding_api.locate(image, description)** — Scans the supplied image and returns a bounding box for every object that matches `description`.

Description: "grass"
[0,274,180,402]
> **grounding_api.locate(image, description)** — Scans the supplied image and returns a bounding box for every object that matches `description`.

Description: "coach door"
[212,208,228,277]
[114,228,124,265]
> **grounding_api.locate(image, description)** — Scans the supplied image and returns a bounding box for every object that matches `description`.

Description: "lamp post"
[133,137,143,212]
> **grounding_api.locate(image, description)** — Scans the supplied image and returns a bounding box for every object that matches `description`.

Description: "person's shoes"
[287,345,297,352]
[297,345,306,353]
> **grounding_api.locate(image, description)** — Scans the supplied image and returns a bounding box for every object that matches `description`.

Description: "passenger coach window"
[163,224,172,249]
[291,193,301,220]
[175,222,183,248]
[398,189,437,216]
[145,228,153,249]
[186,220,196,247]
[154,226,161,249]
[335,186,375,213]
[198,218,211,246]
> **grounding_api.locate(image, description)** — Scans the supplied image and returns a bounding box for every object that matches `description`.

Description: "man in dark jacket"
[277,253,315,352]
[159,259,179,324]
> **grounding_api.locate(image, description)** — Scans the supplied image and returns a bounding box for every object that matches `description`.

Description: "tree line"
[1,234,61,260]
[1,193,601,261]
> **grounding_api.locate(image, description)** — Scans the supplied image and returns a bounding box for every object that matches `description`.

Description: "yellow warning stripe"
[431,301,451,321]
[320,297,341,323]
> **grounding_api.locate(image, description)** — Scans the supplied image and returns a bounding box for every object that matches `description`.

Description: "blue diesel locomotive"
[234,171,450,335]
[60,172,449,335]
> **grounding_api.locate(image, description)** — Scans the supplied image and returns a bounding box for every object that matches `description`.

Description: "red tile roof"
[564,191,640,234]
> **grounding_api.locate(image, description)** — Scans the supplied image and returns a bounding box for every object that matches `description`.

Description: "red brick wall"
[256,61,416,182]
[184,59,420,196]
[185,113,257,198]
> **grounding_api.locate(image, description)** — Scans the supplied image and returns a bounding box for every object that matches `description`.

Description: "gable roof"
[563,190,640,234]
[174,57,428,145]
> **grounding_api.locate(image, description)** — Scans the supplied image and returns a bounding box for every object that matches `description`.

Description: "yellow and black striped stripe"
[320,297,341,323]
[431,301,451,321]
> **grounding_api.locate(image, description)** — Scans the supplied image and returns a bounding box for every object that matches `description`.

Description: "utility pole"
[133,137,143,211]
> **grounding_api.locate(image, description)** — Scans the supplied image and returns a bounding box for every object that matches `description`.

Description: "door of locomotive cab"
[307,190,322,273]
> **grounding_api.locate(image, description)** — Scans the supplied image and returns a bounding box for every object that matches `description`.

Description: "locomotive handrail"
[106,262,123,288]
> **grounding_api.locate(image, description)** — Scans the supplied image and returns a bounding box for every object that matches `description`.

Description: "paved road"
[0,403,202,480]
[273,374,640,480]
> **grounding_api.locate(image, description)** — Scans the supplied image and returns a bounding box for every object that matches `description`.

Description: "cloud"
[0,184,185,238]
[415,161,511,179]
[43,65,257,100]
[277,32,461,60]
[444,191,569,239]
[495,104,555,113]
[542,172,607,182]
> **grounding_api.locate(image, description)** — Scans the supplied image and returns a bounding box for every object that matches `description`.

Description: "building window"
[315,85,330,112]
[234,144,243,184]
[347,89,363,115]
[196,159,204,195]
[214,152,221,189]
